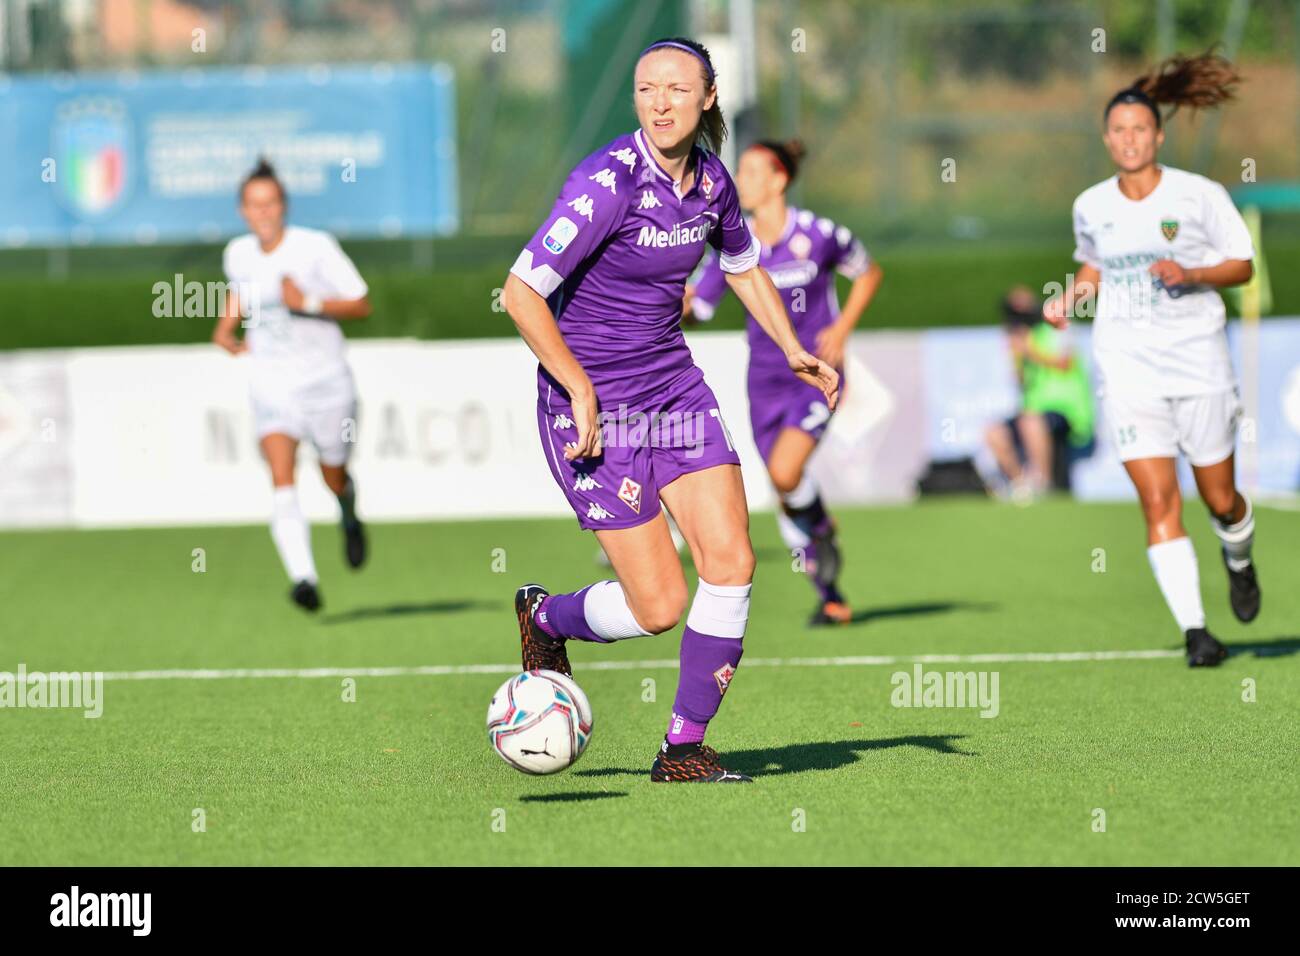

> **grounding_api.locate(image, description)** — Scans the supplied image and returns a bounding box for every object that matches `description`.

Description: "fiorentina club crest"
[617,476,642,514]
[52,96,132,218]
[1160,219,1179,241]
[700,170,714,198]
[713,662,736,695]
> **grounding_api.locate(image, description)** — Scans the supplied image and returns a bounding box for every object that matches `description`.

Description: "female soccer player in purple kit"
[686,140,883,624]
[502,38,839,783]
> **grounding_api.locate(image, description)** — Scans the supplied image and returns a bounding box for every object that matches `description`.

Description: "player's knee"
[1201,486,1236,518]
[1140,487,1180,524]
[697,539,755,586]
[769,464,801,496]
[636,590,687,635]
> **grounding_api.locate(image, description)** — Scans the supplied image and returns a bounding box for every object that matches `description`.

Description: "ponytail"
[1105,48,1240,127]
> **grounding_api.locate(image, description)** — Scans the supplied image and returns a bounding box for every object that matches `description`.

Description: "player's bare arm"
[725,264,840,410]
[211,291,246,355]
[280,276,371,320]
[1148,257,1253,289]
[1043,262,1100,329]
[502,273,601,461]
[815,260,883,368]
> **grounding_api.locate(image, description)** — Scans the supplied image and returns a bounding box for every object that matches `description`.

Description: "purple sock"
[666,711,707,745]
[535,588,612,643]
[671,626,744,735]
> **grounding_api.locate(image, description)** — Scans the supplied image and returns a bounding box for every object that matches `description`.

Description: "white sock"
[781,474,818,510]
[774,509,811,550]
[1147,537,1205,632]
[271,486,317,584]
[583,580,652,641]
[1212,495,1254,572]
[686,579,752,639]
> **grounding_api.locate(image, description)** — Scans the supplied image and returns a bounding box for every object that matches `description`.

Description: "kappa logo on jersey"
[589,168,618,194]
[543,216,579,254]
[1161,219,1179,241]
[713,662,736,695]
[608,147,637,172]
[573,474,602,491]
[768,259,819,289]
[617,476,642,514]
[700,170,714,198]
[552,413,574,429]
[586,502,614,521]
[636,218,713,249]
[567,194,595,222]
[639,189,662,210]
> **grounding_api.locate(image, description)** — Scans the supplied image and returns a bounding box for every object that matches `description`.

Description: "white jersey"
[222,225,368,388]
[1072,165,1254,398]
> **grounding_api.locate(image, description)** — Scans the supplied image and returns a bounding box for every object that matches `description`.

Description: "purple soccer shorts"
[537,370,741,531]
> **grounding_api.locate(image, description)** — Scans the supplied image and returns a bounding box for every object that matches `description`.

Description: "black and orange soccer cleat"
[650,742,752,783]
[809,600,853,626]
[516,583,571,677]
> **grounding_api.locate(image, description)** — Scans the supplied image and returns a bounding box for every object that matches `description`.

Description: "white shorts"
[251,373,358,467]
[1102,387,1241,467]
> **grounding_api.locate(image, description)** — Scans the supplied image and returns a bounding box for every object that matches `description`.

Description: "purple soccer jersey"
[691,206,870,460]
[511,129,759,407]
[512,129,759,529]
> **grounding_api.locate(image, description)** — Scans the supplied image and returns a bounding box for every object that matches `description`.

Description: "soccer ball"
[486,670,594,775]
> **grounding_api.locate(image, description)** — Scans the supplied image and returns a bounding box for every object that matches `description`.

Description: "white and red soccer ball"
[486,670,594,775]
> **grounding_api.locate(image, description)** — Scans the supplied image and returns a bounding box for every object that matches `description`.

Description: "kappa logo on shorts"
[617,476,642,514]
[552,413,574,429]
[573,474,602,492]
[586,502,614,521]
[714,662,736,695]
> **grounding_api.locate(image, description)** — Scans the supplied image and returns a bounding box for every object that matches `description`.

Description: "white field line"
[97,648,1184,682]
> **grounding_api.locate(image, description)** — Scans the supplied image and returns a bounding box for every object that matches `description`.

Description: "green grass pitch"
[1,498,1296,866]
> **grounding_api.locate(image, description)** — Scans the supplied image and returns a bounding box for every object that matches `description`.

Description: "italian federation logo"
[52,96,131,218]
[1160,218,1179,241]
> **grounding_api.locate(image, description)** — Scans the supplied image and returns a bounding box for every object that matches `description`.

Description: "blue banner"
[0,64,457,246]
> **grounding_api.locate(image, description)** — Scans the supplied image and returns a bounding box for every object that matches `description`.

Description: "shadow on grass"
[574,735,973,780]
[321,599,501,625]
[1226,635,1300,659]
[844,601,998,626]
[518,791,629,803]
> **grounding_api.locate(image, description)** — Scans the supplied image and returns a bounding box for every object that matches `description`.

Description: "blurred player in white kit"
[212,159,372,612]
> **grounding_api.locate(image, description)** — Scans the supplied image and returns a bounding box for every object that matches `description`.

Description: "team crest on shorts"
[713,662,736,694]
[1160,219,1179,241]
[617,476,642,514]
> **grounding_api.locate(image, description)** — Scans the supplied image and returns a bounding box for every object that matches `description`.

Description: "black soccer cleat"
[290,579,322,613]
[1222,552,1260,623]
[343,518,367,570]
[650,742,752,783]
[516,584,571,677]
[1185,627,1228,668]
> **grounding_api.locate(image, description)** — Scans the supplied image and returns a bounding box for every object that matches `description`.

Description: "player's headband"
[1106,87,1162,127]
[750,143,792,177]
[638,41,715,85]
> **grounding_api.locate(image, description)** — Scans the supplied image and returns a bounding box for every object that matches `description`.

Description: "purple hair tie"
[638,40,715,84]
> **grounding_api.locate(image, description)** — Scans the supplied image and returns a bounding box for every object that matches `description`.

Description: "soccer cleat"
[650,742,752,783]
[343,518,366,570]
[1185,627,1228,668]
[516,584,571,677]
[809,600,853,626]
[1222,552,1260,623]
[290,579,322,613]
